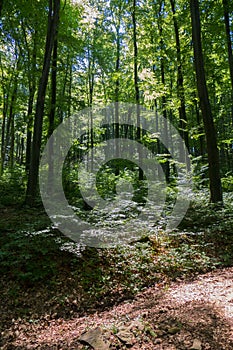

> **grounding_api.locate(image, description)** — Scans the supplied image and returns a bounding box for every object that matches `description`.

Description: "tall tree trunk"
[170,0,189,153]
[25,89,35,172]
[0,0,3,17]
[158,1,170,182]
[25,0,60,205]
[47,37,58,192]
[113,23,121,176]
[115,25,120,172]
[67,56,72,120]
[195,98,205,156]
[58,53,70,121]
[4,83,17,169]
[190,0,223,203]
[132,0,143,180]
[0,62,17,175]
[222,0,233,125]
[87,43,94,172]
[22,24,37,172]
[9,114,15,170]
[0,93,7,175]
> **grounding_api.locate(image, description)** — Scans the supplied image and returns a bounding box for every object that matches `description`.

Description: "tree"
[25,0,60,205]
[47,34,58,191]
[0,0,3,17]
[21,21,38,172]
[157,0,170,181]
[190,0,223,203]
[222,0,233,124]
[132,0,143,180]
[170,0,189,153]
[0,0,232,204]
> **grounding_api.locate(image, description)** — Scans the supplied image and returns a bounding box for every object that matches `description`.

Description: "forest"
[0,0,233,349]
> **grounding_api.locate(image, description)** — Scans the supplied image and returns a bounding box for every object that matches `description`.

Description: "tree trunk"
[4,83,17,169]
[132,0,143,180]
[87,42,94,172]
[0,0,3,17]
[25,0,60,205]
[25,90,34,172]
[0,92,7,175]
[190,0,223,203]
[158,1,170,182]
[47,36,58,192]
[9,113,15,170]
[222,0,233,125]
[170,0,189,153]
[115,25,120,170]
[195,98,205,156]
[22,24,37,172]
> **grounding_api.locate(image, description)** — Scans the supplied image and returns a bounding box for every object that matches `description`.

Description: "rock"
[127,320,144,332]
[156,329,164,337]
[190,338,202,350]
[167,326,181,335]
[116,329,134,346]
[78,327,109,350]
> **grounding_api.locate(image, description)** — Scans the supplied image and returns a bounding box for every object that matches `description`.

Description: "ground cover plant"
[0,187,232,343]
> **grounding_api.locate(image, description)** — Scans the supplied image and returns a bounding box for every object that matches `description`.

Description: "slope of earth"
[1,267,233,350]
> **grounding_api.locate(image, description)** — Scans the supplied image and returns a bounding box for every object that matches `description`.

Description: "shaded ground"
[1,267,233,349]
[1,198,233,349]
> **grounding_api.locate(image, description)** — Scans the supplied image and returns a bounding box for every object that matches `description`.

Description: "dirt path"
[2,267,233,349]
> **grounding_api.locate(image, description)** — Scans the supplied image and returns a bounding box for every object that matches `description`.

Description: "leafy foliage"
[0,167,26,206]
[0,191,232,321]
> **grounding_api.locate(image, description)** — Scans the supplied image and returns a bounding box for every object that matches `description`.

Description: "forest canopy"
[0,0,232,214]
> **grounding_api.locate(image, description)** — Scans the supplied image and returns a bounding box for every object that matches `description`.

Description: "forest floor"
[0,194,233,350]
[1,267,233,349]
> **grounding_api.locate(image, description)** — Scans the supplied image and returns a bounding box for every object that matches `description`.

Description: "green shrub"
[221,175,233,192]
[0,167,26,205]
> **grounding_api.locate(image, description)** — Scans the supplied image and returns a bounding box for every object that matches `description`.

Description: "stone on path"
[190,338,202,350]
[78,326,109,350]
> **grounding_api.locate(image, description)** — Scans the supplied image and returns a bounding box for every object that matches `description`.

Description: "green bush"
[221,175,233,192]
[0,167,26,206]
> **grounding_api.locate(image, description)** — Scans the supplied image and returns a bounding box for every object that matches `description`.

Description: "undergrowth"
[0,190,232,329]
